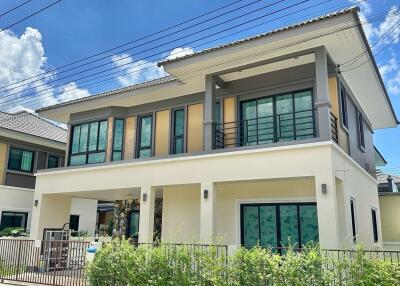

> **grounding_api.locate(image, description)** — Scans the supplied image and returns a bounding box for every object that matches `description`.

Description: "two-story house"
[0,111,97,237]
[30,7,397,249]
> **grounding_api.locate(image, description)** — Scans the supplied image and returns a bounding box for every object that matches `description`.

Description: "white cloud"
[379,57,398,78]
[350,0,374,41]
[165,47,194,60]
[387,71,400,95]
[111,47,194,87]
[374,6,400,45]
[0,27,90,112]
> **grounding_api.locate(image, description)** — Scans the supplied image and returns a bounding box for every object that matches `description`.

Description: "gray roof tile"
[0,111,67,143]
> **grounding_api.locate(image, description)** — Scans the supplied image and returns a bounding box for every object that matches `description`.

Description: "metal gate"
[0,239,90,286]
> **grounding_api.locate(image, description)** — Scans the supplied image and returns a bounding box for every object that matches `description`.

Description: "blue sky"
[0,0,399,171]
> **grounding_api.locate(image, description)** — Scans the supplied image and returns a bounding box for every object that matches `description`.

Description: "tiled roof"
[158,6,359,65]
[0,111,67,143]
[36,6,359,113]
[377,173,400,184]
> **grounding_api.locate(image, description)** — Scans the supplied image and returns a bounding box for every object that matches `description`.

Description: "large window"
[350,198,357,242]
[137,115,153,158]
[127,210,140,238]
[69,120,108,165]
[0,212,28,230]
[357,111,365,150]
[7,147,34,173]
[171,108,185,154]
[241,203,319,249]
[47,154,59,169]
[340,86,349,129]
[112,119,124,161]
[240,90,314,145]
[371,208,378,243]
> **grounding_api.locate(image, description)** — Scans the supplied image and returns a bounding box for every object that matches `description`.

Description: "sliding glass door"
[240,89,314,145]
[241,203,319,249]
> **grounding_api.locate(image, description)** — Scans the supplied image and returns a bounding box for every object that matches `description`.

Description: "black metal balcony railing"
[215,109,316,149]
[330,112,339,143]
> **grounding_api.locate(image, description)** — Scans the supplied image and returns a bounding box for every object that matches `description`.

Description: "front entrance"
[240,203,319,248]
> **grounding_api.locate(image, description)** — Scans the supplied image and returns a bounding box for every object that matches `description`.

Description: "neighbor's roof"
[36,7,359,113]
[377,173,400,185]
[0,111,67,143]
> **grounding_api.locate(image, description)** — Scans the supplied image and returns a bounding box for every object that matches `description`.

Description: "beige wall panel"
[187,103,204,152]
[155,110,170,156]
[216,179,315,245]
[379,195,400,242]
[223,97,236,148]
[162,185,200,243]
[0,143,7,184]
[329,77,339,118]
[124,116,136,160]
[106,117,114,162]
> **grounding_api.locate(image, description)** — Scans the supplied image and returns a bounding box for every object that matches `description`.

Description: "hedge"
[86,239,400,286]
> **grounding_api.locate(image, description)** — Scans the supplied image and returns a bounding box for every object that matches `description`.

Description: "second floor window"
[70,120,108,165]
[357,111,365,150]
[8,147,34,173]
[112,119,124,161]
[171,108,185,154]
[47,154,59,169]
[340,86,349,129]
[137,115,153,158]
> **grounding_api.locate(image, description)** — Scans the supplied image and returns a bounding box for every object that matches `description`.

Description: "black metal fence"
[0,239,90,286]
[1,239,400,286]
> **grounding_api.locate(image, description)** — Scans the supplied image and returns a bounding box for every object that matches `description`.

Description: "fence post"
[15,240,22,281]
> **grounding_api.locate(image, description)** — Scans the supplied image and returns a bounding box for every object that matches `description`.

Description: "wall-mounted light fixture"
[142,193,147,202]
[321,184,327,194]
[204,189,208,199]
[34,200,39,207]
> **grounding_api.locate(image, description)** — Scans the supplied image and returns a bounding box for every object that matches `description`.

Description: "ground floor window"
[0,211,28,230]
[127,211,140,238]
[69,215,80,231]
[241,203,318,249]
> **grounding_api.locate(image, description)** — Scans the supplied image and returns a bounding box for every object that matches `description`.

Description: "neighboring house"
[0,111,97,236]
[377,173,400,250]
[30,7,397,250]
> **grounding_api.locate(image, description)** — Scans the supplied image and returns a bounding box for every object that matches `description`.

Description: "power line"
[6,7,389,110]
[2,1,381,109]
[0,0,302,100]
[0,0,251,91]
[0,0,62,33]
[0,0,33,18]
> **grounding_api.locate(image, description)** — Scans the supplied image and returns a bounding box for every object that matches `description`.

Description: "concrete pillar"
[30,193,72,240]
[200,181,216,244]
[315,169,340,249]
[204,75,216,151]
[315,47,332,141]
[138,185,155,243]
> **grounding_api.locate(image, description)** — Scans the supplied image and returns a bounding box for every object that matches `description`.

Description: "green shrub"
[0,227,27,237]
[86,239,400,286]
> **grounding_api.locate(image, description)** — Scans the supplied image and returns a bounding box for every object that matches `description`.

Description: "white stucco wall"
[0,185,34,230]
[70,198,98,237]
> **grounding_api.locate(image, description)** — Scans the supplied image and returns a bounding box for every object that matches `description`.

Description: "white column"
[315,172,341,249]
[138,185,155,243]
[200,181,216,244]
[30,193,72,240]
[204,75,216,151]
[315,46,332,141]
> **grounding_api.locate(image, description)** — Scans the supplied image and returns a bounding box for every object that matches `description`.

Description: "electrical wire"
[0,0,33,18]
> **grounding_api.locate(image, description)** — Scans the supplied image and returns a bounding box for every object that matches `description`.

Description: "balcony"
[215,110,339,148]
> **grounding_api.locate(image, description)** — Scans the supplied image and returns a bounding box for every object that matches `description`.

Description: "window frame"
[371,207,379,243]
[357,110,366,151]
[339,85,349,130]
[46,153,60,169]
[350,197,358,243]
[7,146,35,173]
[68,119,108,166]
[136,113,154,158]
[0,211,28,230]
[170,107,186,155]
[240,202,318,249]
[112,118,125,161]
